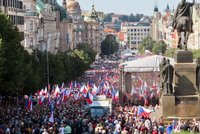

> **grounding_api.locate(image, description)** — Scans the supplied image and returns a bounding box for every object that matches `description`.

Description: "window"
[30,37,33,47]
[30,21,33,30]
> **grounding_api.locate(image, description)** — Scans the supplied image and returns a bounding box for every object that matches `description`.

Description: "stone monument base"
[161,95,175,117]
[173,63,197,96]
[175,95,200,117]
[160,95,200,118]
[174,50,193,63]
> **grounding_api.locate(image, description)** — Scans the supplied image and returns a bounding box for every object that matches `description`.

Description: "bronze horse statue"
[172,0,195,50]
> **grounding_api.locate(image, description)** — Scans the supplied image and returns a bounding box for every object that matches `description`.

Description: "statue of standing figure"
[172,0,195,50]
[159,57,166,89]
[162,59,174,95]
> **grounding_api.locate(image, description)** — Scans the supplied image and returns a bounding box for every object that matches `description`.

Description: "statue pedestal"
[161,95,175,117]
[160,50,200,119]
[174,50,193,63]
[175,95,200,117]
[173,63,197,96]
[161,95,200,118]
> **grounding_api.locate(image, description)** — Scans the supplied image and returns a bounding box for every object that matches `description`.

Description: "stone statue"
[159,57,166,89]
[196,58,200,92]
[172,0,195,50]
[162,59,174,95]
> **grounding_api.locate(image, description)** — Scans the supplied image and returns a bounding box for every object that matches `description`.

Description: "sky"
[57,0,194,16]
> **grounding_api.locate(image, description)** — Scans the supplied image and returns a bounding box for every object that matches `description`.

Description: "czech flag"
[137,106,152,118]
[86,92,93,104]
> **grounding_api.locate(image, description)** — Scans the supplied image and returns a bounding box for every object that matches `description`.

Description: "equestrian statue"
[172,0,195,50]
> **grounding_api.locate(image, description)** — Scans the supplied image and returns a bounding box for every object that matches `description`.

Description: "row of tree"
[0,13,96,95]
[103,13,144,22]
[138,36,167,55]
[138,36,200,59]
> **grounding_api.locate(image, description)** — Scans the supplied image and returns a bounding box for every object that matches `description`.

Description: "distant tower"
[62,0,66,9]
[91,5,98,21]
[151,0,161,41]
[165,4,170,13]
[154,1,159,12]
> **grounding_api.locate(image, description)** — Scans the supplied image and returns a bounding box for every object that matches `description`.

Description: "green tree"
[103,13,114,22]
[0,13,29,95]
[101,34,119,55]
[165,48,176,58]
[152,41,167,55]
[192,49,200,59]
[119,15,129,22]
[135,13,144,22]
[128,13,135,22]
[0,13,97,95]
[76,43,96,64]
[138,36,155,54]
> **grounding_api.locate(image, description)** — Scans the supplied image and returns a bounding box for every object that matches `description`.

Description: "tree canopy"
[0,13,96,95]
[138,37,167,55]
[103,13,144,22]
[101,34,119,55]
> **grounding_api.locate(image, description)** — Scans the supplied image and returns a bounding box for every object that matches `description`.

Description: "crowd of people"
[1,97,200,134]
[0,61,200,134]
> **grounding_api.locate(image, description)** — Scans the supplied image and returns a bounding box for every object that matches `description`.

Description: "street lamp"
[45,39,50,87]
[119,63,127,106]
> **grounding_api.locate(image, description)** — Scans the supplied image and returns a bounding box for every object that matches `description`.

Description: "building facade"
[188,3,200,49]
[83,5,102,53]
[66,0,85,48]
[151,4,161,42]
[0,0,24,32]
[23,0,39,52]
[35,0,72,53]
[121,21,151,49]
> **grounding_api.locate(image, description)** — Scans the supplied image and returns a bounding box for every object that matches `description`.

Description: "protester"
[0,61,199,134]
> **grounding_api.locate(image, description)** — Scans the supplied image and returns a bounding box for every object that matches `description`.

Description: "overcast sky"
[57,0,195,16]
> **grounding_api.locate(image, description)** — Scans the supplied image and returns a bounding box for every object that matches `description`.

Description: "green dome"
[52,2,68,21]
[36,0,45,11]
[36,0,68,21]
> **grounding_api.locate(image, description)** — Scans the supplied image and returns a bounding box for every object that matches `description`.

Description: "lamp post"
[46,39,50,87]
[120,64,127,106]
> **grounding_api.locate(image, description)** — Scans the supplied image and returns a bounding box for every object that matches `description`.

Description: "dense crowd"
[1,96,200,134]
[0,61,200,134]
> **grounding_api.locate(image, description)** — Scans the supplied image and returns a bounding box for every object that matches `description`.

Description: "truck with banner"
[89,95,112,117]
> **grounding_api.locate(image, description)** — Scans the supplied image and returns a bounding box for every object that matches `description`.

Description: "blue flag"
[166,125,173,134]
